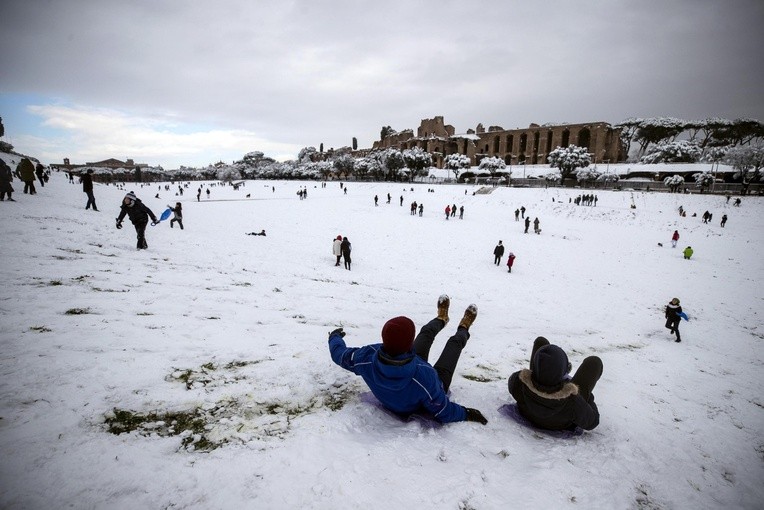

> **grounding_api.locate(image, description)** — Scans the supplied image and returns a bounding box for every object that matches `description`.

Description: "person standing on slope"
[665,297,685,343]
[341,236,352,271]
[671,230,680,248]
[332,235,342,266]
[493,241,505,266]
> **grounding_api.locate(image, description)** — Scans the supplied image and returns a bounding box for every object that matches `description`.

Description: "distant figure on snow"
[333,235,342,266]
[533,217,541,234]
[81,169,98,211]
[328,295,487,425]
[671,230,679,248]
[524,217,530,234]
[493,241,505,265]
[445,205,451,220]
[683,246,693,259]
[116,191,158,250]
[341,236,352,270]
[665,297,685,343]
[246,230,266,236]
[720,214,728,228]
[506,252,516,273]
[507,336,602,431]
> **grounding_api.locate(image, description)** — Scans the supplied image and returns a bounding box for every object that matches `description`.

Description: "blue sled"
[678,311,689,321]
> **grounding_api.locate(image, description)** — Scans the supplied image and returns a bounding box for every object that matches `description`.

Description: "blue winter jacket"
[329,333,467,423]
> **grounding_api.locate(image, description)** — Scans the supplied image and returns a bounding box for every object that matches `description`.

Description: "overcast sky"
[1,0,762,169]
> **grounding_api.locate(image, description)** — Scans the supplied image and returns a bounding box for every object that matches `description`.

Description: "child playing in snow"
[507,337,602,431]
[168,202,183,229]
[328,295,487,425]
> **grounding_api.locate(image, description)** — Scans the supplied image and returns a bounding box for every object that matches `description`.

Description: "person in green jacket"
[16,158,37,195]
[683,246,694,259]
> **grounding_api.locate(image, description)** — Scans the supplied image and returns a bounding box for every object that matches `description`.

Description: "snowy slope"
[0,165,762,509]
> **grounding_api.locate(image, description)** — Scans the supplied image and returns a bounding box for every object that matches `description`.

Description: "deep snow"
[0,160,762,509]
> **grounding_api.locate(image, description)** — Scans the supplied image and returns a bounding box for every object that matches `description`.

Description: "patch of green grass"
[201,362,216,371]
[65,308,91,315]
[462,374,499,383]
[106,407,217,452]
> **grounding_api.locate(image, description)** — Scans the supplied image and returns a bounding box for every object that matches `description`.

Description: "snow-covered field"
[0,160,762,509]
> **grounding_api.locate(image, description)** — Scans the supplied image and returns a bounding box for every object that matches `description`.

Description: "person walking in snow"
[506,252,516,273]
[81,169,98,211]
[445,205,451,220]
[374,195,378,206]
[116,191,158,250]
[514,209,520,221]
[35,163,46,187]
[328,295,487,425]
[451,203,457,218]
[533,217,540,234]
[168,202,183,229]
[17,158,37,195]
[520,206,526,218]
[665,297,684,343]
[683,246,693,260]
[459,206,464,219]
[493,241,505,266]
[332,235,343,266]
[507,336,602,431]
[671,230,680,248]
[418,203,423,217]
[720,214,728,228]
[0,159,15,201]
[341,236,352,270]
[524,216,530,234]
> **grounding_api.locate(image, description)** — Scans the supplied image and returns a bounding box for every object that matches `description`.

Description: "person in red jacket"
[507,252,516,273]
[445,205,451,220]
[671,230,680,248]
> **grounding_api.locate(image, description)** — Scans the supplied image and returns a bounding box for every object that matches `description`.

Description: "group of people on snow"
[332,235,352,270]
[0,157,49,201]
[329,294,604,431]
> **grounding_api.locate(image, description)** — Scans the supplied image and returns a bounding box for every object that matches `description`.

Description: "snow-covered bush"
[575,167,601,186]
[663,174,685,193]
[693,172,715,193]
[724,145,764,194]
[641,140,702,164]
[596,173,619,185]
[332,154,354,178]
[547,145,590,184]
[544,172,561,183]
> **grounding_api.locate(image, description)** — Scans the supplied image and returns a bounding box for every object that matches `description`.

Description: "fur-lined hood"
[518,369,579,399]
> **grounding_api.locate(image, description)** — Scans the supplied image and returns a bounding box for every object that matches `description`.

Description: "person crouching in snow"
[328,295,487,425]
[507,337,602,431]
[168,202,183,229]
[116,191,158,250]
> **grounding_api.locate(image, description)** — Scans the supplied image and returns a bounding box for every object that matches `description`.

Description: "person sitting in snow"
[507,337,602,431]
[683,246,693,259]
[328,295,487,425]
[116,191,158,250]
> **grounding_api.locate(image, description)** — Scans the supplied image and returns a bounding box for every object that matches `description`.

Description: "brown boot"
[437,294,450,324]
[458,304,478,330]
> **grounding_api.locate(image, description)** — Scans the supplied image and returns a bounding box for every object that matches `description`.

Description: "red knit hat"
[381,316,416,356]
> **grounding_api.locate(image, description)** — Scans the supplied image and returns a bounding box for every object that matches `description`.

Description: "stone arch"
[519,133,528,154]
[561,129,570,148]
[532,132,540,164]
[493,136,500,154]
[506,134,514,153]
[577,128,591,149]
[546,130,553,154]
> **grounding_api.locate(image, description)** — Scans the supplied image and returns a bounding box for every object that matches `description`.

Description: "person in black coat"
[665,297,683,342]
[340,236,352,270]
[81,169,98,211]
[116,191,158,250]
[508,337,602,431]
[493,241,504,265]
[0,159,15,201]
[35,163,46,187]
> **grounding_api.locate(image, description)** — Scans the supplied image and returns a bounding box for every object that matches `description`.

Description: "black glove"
[464,407,488,425]
[329,328,345,339]
[116,219,123,229]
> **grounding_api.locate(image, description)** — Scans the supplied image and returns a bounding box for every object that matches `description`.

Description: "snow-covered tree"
[544,172,561,184]
[634,117,686,157]
[641,140,702,164]
[663,174,685,193]
[378,148,405,180]
[216,166,241,182]
[478,156,506,177]
[724,145,764,194]
[402,147,432,182]
[693,172,715,193]
[575,167,601,186]
[547,145,591,184]
[332,153,354,179]
[615,118,641,158]
[443,153,471,181]
[298,147,318,163]
[353,157,379,180]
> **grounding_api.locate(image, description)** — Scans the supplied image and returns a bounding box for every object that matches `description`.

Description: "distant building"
[52,157,148,172]
[369,116,626,168]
